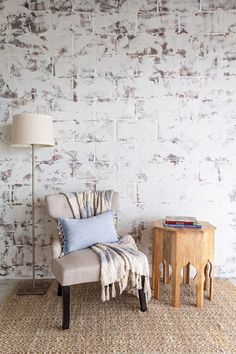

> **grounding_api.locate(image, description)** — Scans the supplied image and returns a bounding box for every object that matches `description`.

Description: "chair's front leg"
[138,276,147,312]
[57,283,62,296]
[62,286,70,330]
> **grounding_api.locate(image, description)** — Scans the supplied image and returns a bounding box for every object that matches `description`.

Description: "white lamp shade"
[11,113,54,147]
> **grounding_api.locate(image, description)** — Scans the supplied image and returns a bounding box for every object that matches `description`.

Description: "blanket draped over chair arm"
[52,238,62,259]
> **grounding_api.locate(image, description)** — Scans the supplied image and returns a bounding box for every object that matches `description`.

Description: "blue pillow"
[58,210,118,255]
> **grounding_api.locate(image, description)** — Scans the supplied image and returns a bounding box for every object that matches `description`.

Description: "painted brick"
[53,120,75,141]
[0,55,9,78]
[49,0,73,12]
[96,98,136,120]
[164,32,203,58]
[29,0,51,11]
[12,96,53,115]
[75,120,115,142]
[7,12,50,36]
[116,33,163,56]
[160,77,202,98]
[181,12,223,34]
[54,141,96,166]
[39,77,73,100]
[95,141,136,162]
[8,53,52,81]
[6,33,33,55]
[200,76,236,99]
[94,12,136,35]
[120,0,158,12]
[72,0,96,12]
[75,160,117,181]
[53,54,76,78]
[136,141,159,163]
[116,77,161,97]
[201,0,236,11]
[180,55,220,77]
[0,204,32,224]
[222,54,236,76]
[117,119,157,141]
[159,0,200,12]
[37,31,73,56]
[11,184,31,205]
[96,54,137,78]
[76,55,96,78]
[0,124,11,144]
[137,12,179,35]
[0,184,10,204]
[51,11,93,34]
[222,12,236,34]
[136,96,179,120]
[53,97,95,120]
[0,98,11,124]
[10,161,32,184]
[73,34,116,55]
[76,77,114,98]
[94,0,119,13]
[136,55,181,78]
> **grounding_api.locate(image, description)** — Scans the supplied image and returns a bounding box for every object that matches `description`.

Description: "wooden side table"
[152,221,215,308]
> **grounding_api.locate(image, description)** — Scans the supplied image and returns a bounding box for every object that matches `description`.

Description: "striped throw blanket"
[63,190,114,219]
[62,190,151,302]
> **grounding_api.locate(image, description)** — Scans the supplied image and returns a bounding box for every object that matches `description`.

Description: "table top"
[153,220,216,231]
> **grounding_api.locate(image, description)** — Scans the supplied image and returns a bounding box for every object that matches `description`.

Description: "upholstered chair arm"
[52,238,62,259]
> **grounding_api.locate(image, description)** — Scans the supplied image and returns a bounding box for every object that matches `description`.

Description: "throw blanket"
[62,190,151,302]
[63,190,114,219]
[92,236,151,302]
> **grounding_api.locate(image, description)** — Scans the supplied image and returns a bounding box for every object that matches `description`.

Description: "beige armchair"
[46,192,147,330]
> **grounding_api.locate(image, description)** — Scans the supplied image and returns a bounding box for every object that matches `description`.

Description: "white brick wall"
[0,0,236,278]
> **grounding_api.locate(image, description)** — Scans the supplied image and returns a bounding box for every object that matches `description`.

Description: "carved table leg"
[163,261,169,284]
[183,263,190,284]
[154,262,161,300]
[204,263,209,291]
[151,261,155,290]
[172,266,181,307]
[209,261,214,300]
[196,268,205,308]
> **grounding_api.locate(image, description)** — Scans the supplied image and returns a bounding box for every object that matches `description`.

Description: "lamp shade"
[11,113,54,147]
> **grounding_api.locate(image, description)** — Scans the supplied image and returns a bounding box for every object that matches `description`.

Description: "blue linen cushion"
[58,210,118,254]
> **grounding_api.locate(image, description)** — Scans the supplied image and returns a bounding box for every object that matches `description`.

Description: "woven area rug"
[0,280,236,353]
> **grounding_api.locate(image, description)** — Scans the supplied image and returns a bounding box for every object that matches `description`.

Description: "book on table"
[164,216,201,229]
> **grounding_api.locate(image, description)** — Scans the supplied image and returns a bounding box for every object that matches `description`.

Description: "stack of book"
[163,216,202,229]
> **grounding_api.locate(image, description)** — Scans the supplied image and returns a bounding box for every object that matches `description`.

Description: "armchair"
[46,192,147,330]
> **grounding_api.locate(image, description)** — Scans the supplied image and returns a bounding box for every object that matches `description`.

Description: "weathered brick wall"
[0,0,236,278]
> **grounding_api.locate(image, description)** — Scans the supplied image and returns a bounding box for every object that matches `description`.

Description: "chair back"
[46,192,120,220]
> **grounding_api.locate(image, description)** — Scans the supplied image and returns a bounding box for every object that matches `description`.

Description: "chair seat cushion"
[52,248,100,286]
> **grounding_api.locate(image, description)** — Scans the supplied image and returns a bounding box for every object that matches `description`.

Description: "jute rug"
[0,280,236,353]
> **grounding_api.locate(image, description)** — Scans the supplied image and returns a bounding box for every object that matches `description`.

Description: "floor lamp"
[11,113,54,295]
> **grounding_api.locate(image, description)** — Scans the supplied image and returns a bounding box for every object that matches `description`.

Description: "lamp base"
[16,280,51,295]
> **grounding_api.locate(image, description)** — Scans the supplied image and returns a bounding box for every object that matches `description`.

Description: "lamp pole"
[32,144,36,289]
[16,143,50,294]
[11,113,54,295]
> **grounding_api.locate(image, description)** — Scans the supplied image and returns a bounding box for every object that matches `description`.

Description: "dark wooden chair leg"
[138,276,147,312]
[57,283,62,296]
[62,286,70,330]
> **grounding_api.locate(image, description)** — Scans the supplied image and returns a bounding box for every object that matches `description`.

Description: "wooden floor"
[0,278,236,305]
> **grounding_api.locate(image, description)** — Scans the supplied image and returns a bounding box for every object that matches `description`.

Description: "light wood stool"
[152,221,215,308]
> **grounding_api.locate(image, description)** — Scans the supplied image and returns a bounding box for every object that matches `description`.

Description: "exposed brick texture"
[0,0,236,278]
